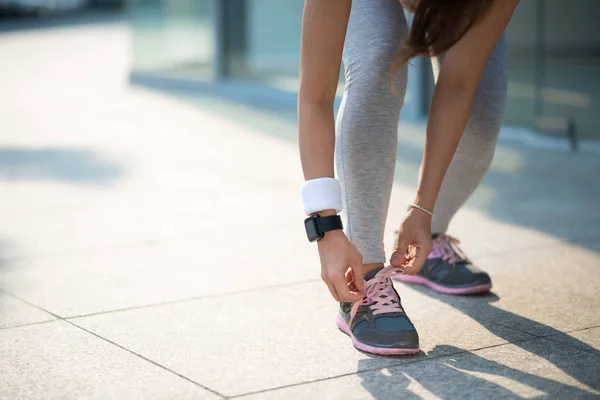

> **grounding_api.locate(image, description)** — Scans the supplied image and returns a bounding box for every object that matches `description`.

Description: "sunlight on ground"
[447,360,599,397]
[403,372,444,400]
[446,363,546,398]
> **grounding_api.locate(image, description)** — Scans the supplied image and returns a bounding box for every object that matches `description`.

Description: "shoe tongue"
[364,266,384,281]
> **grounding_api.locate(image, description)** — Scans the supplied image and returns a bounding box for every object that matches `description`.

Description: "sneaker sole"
[394,274,492,295]
[336,314,420,356]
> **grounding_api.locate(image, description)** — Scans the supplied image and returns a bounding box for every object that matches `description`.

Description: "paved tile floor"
[0,20,598,400]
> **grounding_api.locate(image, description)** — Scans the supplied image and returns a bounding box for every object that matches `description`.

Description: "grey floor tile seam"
[543,325,600,357]
[0,288,226,398]
[488,315,600,340]
[0,319,57,331]
[6,229,595,266]
[229,336,549,399]
[65,278,321,320]
[66,319,228,399]
[477,318,549,340]
[562,325,600,334]
[57,229,600,319]
[477,317,600,353]
[0,287,62,319]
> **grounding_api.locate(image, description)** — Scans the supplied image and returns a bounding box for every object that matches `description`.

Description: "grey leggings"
[335,0,507,264]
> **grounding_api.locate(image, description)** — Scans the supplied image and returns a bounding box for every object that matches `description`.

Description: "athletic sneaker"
[394,234,492,294]
[336,265,420,356]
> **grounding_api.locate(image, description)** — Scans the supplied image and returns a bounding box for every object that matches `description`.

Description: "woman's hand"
[390,209,433,275]
[317,228,365,302]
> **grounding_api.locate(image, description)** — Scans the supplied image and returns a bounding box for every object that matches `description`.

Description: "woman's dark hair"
[393,0,495,68]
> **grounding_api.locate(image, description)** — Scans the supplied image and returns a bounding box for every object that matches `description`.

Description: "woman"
[298,0,519,355]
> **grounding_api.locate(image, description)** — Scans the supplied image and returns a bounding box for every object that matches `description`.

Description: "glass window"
[221,0,304,91]
[505,0,599,139]
[505,0,539,130]
[131,0,215,79]
[540,0,599,139]
[244,0,304,83]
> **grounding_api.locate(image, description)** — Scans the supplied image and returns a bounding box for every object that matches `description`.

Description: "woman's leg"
[335,2,420,356]
[431,35,508,233]
[397,36,507,294]
[393,35,508,294]
[336,0,409,267]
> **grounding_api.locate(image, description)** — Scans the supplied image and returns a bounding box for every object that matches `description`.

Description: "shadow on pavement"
[0,147,125,186]
[357,342,598,398]
[356,286,600,398]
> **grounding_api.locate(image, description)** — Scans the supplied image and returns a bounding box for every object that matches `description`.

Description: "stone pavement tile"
[0,230,319,317]
[0,68,321,317]
[0,320,221,400]
[240,339,600,400]
[390,241,600,338]
[0,291,55,329]
[474,242,600,336]
[73,281,533,397]
[545,327,600,354]
[0,82,307,262]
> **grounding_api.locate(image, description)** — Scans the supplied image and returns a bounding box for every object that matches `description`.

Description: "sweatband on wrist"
[301,177,343,215]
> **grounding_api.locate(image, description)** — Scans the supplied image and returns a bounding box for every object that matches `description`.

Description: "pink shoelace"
[360,265,404,315]
[429,234,470,264]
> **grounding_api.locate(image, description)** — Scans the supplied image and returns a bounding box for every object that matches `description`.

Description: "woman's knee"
[343,52,407,112]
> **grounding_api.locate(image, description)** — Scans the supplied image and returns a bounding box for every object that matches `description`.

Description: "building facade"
[130,0,599,139]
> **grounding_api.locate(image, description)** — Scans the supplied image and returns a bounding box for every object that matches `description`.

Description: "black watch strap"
[304,214,343,242]
[316,215,343,234]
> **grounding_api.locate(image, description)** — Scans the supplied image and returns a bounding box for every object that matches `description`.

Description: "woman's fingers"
[392,211,433,274]
[403,239,432,274]
[318,234,365,302]
[411,247,428,272]
[412,238,432,272]
[349,253,364,293]
[345,269,363,294]
[322,275,341,301]
[407,244,417,259]
[390,235,408,268]
[330,271,363,302]
[344,268,355,290]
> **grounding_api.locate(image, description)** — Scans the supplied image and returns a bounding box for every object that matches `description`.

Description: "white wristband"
[301,177,343,215]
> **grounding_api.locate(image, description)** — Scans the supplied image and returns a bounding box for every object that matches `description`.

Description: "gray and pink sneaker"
[336,265,420,356]
[394,234,492,295]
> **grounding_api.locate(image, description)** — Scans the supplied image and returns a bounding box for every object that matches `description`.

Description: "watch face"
[305,217,323,242]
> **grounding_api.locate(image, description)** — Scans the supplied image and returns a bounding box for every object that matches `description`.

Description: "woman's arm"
[298,0,365,302]
[415,0,519,211]
[298,0,350,182]
[392,0,519,272]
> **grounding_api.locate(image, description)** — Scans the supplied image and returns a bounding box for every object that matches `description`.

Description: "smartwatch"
[304,214,343,242]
